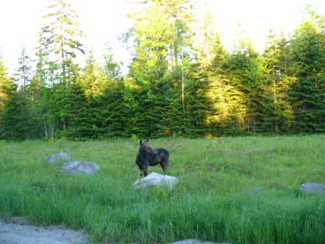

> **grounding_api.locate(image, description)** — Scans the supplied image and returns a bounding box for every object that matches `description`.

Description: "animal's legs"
[160,161,168,173]
[143,166,148,177]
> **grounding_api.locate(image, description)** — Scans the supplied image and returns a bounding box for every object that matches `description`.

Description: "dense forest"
[0,0,324,140]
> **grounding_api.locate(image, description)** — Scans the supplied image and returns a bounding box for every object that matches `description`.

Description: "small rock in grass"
[250,187,264,196]
[61,161,100,175]
[133,172,179,189]
[46,152,70,163]
[298,182,325,196]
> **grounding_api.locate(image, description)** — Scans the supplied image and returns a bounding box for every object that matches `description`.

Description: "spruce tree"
[42,0,85,84]
[0,58,28,139]
[289,8,325,133]
[60,83,91,138]
[13,47,38,139]
[30,0,86,138]
[263,30,296,134]
[0,57,12,120]
[126,0,195,137]
[0,85,27,140]
[14,46,32,96]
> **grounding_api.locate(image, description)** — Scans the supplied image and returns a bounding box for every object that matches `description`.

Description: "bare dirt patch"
[0,218,88,244]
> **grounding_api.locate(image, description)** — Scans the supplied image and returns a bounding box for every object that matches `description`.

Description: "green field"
[0,135,324,243]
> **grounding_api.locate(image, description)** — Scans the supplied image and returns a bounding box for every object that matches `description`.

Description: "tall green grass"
[0,135,324,243]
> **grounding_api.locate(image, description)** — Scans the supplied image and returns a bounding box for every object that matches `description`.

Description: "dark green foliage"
[289,12,325,133]
[262,31,296,134]
[0,84,26,140]
[99,83,130,138]
[59,83,92,138]
[0,3,324,139]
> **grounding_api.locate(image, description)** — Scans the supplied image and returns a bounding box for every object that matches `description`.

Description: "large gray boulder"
[61,161,100,175]
[133,172,179,189]
[298,182,325,196]
[46,152,70,164]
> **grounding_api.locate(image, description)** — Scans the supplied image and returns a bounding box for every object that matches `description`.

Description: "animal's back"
[146,148,169,164]
[157,148,169,161]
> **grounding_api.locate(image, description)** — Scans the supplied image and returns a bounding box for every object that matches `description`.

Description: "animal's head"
[140,139,157,154]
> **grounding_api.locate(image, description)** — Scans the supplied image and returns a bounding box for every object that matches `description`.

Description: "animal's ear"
[145,139,149,143]
[139,140,142,145]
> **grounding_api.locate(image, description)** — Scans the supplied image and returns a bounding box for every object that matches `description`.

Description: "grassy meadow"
[0,135,324,243]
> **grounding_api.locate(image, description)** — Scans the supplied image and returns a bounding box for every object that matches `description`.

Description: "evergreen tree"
[0,57,29,139]
[35,86,60,139]
[42,0,85,84]
[0,58,12,119]
[102,43,122,81]
[263,30,295,134]
[59,83,91,138]
[80,51,102,99]
[223,38,278,134]
[126,0,195,137]
[13,46,38,139]
[194,7,218,69]
[78,49,127,138]
[14,46,33,96]
[183,65,211,137]
[99,47,128,137]
[289,7,325,133]
[193,9,241,136]
[0,85,28,140]
[2,1,325,140]
[29,0,86,139]
[35,26,59,87]
[222,42,255,134]
[99,82,130,138]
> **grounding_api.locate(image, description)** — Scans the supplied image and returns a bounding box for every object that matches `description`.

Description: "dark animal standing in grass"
[135,140,169,177]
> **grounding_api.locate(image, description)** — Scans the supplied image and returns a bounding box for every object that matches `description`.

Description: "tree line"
[0,0,324,140]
